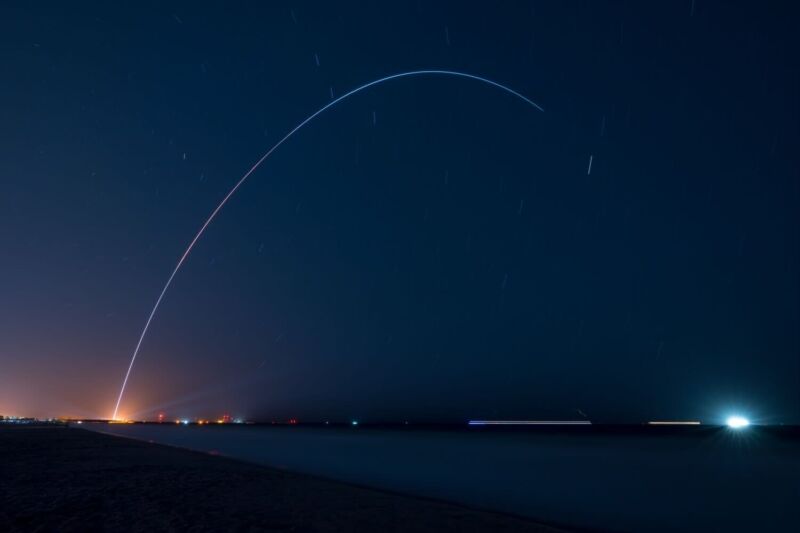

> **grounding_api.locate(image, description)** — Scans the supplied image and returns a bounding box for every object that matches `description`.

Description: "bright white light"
[726,416,750,429]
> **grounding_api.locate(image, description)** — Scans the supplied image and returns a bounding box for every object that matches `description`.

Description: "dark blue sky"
[1,2,797,423]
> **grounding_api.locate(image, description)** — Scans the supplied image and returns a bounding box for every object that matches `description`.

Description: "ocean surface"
[84,423,799,532]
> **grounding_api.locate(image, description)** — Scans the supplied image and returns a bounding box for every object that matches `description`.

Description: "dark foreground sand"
[0,426,567,532]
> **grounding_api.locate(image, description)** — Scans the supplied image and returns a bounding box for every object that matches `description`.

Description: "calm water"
[85,424,799,532]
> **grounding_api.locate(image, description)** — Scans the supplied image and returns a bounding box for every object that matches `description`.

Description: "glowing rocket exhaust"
[112,70,544,420]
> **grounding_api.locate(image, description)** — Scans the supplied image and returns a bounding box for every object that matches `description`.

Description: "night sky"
[1,2,797,424]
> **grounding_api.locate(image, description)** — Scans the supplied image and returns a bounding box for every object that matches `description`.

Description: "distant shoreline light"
[726,416,750,429]
[468,420,592,426]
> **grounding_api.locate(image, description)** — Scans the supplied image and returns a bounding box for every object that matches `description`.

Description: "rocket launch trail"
[112,70,543,420]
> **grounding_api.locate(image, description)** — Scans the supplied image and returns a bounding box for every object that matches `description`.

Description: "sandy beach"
[0,425,566,532]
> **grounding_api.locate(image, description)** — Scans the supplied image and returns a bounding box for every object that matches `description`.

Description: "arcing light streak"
[112,70,544,420]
